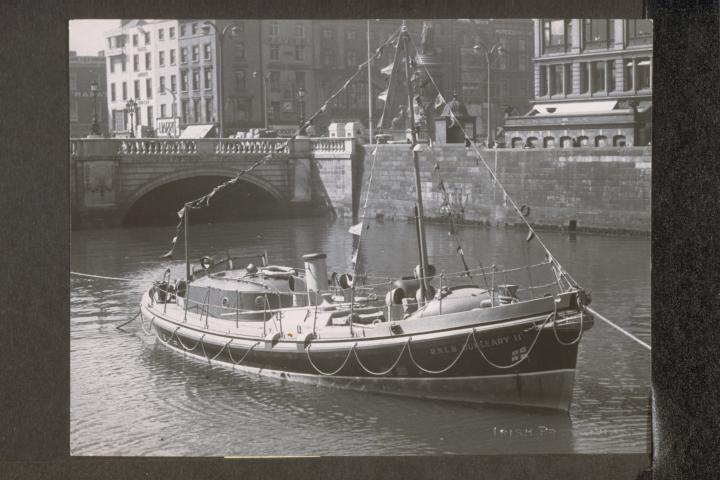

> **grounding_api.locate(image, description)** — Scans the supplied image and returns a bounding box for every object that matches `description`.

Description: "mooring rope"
[71,271,135,281]
[585,306,651,350]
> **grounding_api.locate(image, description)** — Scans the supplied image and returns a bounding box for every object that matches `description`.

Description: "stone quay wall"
[358,145,651,233]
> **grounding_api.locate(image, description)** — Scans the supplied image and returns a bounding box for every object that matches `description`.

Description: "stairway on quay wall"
[357,144,652,234]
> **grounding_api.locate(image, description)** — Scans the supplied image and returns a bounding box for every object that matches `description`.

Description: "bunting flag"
[348,222,364,236]
[380,63,394,75]
[377,89,389,102]
[434,93,445,109]
[526,231,535,242]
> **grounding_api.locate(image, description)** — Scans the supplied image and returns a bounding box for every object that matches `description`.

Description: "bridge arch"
[122,167,287,225]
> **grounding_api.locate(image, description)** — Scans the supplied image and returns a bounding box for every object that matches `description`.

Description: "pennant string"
[406,35,578,289]
[159,29,404,259]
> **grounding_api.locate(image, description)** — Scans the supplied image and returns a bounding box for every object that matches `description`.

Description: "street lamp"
[473,41,504,147]
[125,98,137,138]
[203,21,242,138]
[297,86,306,134]
[252,71,271,130]
[89,80,101,136]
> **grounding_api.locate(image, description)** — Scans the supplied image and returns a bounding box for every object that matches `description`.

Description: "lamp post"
[252,71,270,130]
[297,86,306,134]
[125,98,137,138]
[473,41,504,147]
[89,80,101,136]
[203,21,241,138]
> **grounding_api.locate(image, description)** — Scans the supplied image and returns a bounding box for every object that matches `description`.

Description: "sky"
[69,19,121,56]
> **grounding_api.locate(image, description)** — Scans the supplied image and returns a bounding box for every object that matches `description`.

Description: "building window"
[270,45,279,60]
[270,21,279,36]
[134,80,140,99]
[121,58,126,72]
[193,70,200,90]
[607,60,616,91]
[583,19,613,49]
[192,23,198,35]
[579,63,589,93]
[181,47,188,64]
[347,51,356,67]
[193,98,200,122]
[171,74,177,92]
[170,49,176,65]
[637,58,651,89]
[122,81,127,100]
[538,65,547,96]
[147,105,153,128]
[160,103,167,118]
[624,59,634,90]
[158,28,164,41]
[564,63,573,94]
[181,71,188,91]
[132,34,138,47]
[159,76,166,92]
[110,58,115,73]
[269,71,280,89]
[146,78,152,98]
[518,53,528,71]
[518,38,527,52]
[180,25,186,37]
[235,70,245,90]
[133,54,139,72]
[204,68,212,89]
[551,64,563,95]
[169,27,175,39]
[159,51,165,67]
[295,46,304,61]
[110,83,116,101]
[204,43,211,60]
[295,71,305,88]
[205,97,213,122]
[192,45,199,62]
[235,42,244,59]
[591,61,605,92]
[295,24,304,38]
[145,52,151,70]
[181,99,188,123]
[627,20,652,45]
[542,19,570,52]
[144,32,150,45]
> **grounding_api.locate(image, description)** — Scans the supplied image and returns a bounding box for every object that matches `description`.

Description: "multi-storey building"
[102,19,534,138]
[503,19,653,147]
[69,51,107,137]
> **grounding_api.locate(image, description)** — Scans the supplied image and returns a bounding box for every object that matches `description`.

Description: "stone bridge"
[70,137,359,227]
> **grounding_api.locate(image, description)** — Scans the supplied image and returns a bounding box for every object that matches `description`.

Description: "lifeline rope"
[406,330,474,374]
[71,271,136,281]
[352,340,409,376]
[305,342,357,376]
[407,36,578,291]
[226,341,260,366]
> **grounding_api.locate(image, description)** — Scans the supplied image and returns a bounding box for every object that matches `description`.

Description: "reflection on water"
[71,218,650,456]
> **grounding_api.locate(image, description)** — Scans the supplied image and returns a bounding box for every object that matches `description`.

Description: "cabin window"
[560,136,573,148]
[511,137,524,148]
[595,135,608,147]
[613,135,627,146]
[577,135,590,146]
[526,137,539,148]
[544,137,556,148]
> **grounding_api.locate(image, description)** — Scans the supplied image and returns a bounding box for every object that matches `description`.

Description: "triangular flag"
[434,93,444,109]
[377,89,388,102]
[526,231,535,242]
[348,222,364,236]
[177,207,185,218]
[380,63,393,75]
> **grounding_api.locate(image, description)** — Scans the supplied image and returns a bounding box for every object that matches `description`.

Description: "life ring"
[200,256,213,270]
[338,273,353,289]
[260,265,297,279]
[520,205,531,217]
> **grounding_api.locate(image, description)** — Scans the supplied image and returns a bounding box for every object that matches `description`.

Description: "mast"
[400,22,430,300]
[367,20,373,144]
[184,205,190,281]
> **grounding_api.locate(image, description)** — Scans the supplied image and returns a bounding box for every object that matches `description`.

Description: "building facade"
[503,19,653,148]
[69,51,107,137]
[102,19,534,138]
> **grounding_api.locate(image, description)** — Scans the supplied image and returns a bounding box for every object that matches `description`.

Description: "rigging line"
[406,36,578,289]
[376,28,403,129]
[71,271,135,281]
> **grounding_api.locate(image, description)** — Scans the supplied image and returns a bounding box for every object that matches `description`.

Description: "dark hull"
[143,300,591,410]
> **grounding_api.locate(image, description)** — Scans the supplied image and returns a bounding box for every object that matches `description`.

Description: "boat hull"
[143,294,590,410]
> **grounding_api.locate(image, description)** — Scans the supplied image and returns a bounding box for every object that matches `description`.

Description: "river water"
[70,217,650,456]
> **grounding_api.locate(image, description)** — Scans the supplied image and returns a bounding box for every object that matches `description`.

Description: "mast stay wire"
[406,36,579,290]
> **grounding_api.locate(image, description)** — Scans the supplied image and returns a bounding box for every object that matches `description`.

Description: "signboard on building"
[269,124,298,137]
[156,117,179,137]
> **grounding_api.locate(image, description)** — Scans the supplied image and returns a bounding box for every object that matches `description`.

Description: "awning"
[179,124,215,138]
[529,100,619,116]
